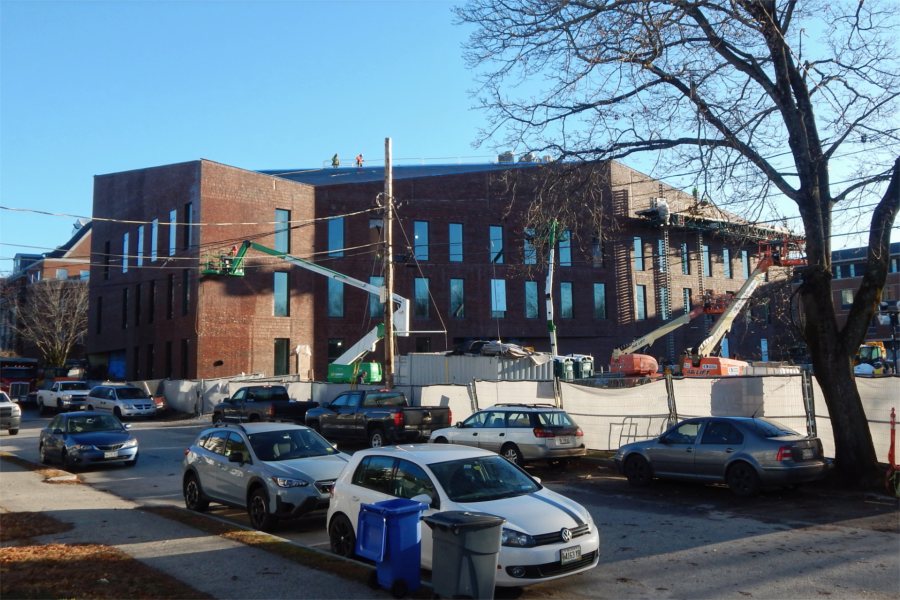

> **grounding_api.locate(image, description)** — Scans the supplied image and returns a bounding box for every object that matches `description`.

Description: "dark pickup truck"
[212,385,318,424]
[305,390,452,448]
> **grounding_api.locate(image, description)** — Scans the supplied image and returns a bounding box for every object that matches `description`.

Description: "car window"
[232,388,246,402]
[116,387,148,400]
[249,429,338,461]
[537,411,576,428]
[366,393,405,408]
[663,422,700,444]
[430,456,540,502]
[701,421,744,445]
[226,432,249,459]
[66,414,122,433]
[750,418,800,438]
[331,394,350,408]
[351,455,395,494]
[49,415,62,431]
[506,411,532,428]
[484,412,506,428]
[393,459,438,503]
[202,431,229,455]
[60,382,89,391]
[462,412,488,428]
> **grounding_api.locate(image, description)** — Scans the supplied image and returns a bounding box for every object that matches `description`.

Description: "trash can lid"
[422,511,505,531]
[362,498,428,516]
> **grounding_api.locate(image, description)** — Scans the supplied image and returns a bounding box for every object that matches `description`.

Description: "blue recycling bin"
[356,498,428,598]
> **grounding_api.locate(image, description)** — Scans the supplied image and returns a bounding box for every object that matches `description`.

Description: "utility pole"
[383,137,395,388]
[545,219,559,358]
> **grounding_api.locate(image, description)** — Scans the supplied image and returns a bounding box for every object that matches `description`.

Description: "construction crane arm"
[612,304,707,359]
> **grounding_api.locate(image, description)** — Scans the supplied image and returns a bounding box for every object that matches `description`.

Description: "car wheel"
[39,443,49,465]
[500,443,524,466]
[328,513,356,558]
[248,415,260,423]
[183,473,210,511]
[433,436,448,444]
[87,405,94,411]
[212,413,221,425]
[61,450,77,471]
[368,428,385,448]
[113,407,123,419]
[125,454,138,467]
[57,399,64,412]
[624,455,653,487]
[727,462,761,497]
[248,487,277,531]
[38,398,47,415]
[9,428,18,435]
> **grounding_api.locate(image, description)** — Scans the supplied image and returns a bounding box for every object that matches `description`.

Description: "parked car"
[429,403,585,466]
[211,384,317,424]
[182,422,350,531]
[0,391,22,435]
[305,389,452,448]
[36,380,91,414]
[38,411,138,469]
[613,416,828,496]
[85,384,156,419]
[327,444,600,587]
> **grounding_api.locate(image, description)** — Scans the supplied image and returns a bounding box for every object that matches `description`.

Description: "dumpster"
[423,511,505,600]
[356,498,428,598]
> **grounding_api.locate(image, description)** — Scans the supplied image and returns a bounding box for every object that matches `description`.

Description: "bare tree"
[456,0,900,487]
[4,279,88,368]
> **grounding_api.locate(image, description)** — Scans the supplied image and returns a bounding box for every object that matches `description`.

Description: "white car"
[327,444,599,587]
[85,384,156,419]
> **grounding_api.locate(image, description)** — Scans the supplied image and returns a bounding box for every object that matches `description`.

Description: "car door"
[477,411,507,453]
[320,394,348,438]
[448,411,488,448]
[96,387,112,412]
[224,389,246,421]
[346,454,397,538]
[694,420,745,480]
[647,419,703,478]
[216,431,251,504]
[196,430,230,499]
[331,392,363,438]
[43,415,66,461]
[392,458,439,569]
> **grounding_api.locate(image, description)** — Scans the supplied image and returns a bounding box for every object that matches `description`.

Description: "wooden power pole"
[383,137,395,388]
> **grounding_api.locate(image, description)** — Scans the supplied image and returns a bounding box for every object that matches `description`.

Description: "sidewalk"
[0,457,389,599]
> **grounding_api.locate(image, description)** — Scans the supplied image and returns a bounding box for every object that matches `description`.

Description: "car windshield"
[116,387,149,399]
[60,382,89,391]
[66,415,123,433]
[750,418,801,438]
[249,429,338,461]
[536,411,576,428]
[430,456,540,502]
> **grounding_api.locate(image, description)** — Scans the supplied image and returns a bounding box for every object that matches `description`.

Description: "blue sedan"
[39,411,139,469]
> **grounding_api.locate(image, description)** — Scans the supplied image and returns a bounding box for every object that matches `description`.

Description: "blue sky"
[0,1,890,276]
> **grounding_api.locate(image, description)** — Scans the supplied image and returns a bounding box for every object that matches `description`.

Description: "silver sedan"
[613,416,828,496]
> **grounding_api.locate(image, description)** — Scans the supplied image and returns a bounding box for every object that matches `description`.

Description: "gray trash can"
[423,511,505,600]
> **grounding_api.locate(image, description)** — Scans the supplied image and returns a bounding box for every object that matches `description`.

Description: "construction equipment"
[855,341,887,366]
[682,239,806,377]
[202,240,409,383]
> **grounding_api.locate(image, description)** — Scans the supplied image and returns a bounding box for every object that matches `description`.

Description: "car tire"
[727,462,761,497]
[57,399,64,412]
[183,473,210,512]
[39,443,49,465]
[433,436,448,444]
[87,405,94,411]
[113,407,123,420]
[38,398,48,415]
[62,450,77,471]
[500,443,524,466]
[368,428,386,448]
[248,487,277,531]
[212,413,221,425]
[9,428,18,435]
[624,455,653,487]
[328,513,357,558]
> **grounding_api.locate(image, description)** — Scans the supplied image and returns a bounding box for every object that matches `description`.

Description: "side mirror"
[411,493,437,509]
[455,422,463,428]
[124,423,132,430]
[531,476,542,485]
[659,436,671,445]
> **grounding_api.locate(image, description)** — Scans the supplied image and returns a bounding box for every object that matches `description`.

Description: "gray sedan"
[613,416,828,496]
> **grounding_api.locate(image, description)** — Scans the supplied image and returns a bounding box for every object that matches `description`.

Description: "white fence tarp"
[420,385,475,423]
[473,380,556,409]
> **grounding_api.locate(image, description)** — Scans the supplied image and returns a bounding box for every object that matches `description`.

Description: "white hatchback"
[327,444,600,587]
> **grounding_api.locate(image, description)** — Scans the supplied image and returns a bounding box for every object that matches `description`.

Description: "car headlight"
[501,528,536,548]
[61,394,73,401]
[72,444,94,452]
[271,476,309,488]
[122,438,138,449]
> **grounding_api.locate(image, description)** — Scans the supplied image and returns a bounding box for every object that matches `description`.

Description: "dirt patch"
[0,511,73,543]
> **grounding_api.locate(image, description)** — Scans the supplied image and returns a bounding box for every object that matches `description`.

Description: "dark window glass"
[352,455,396,495]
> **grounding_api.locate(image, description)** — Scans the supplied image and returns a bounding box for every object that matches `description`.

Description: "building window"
[135,283,142,326]
[636,284,647,321]
[274,338,290,376]
[490,279,507,318]
[723,248,732,278]
[369,276,384,317]
[167,274,175,319]
[657,239,667,272]
[593,283,607,319]
[275,209,291,253]
[328,279,344,317]
[96,296,103,334]
[55,269,69,280]
[450,278,465,319]
[741,250,750,279]
[415,278,429,318]
[328,217,344,258]
[122,232,129,273]
[122,288,129,329]
[592,237,604,268]
[633,237,644,271]
[559,230,572,267]
[414,221,429,261]
[525,281,539,319]
[148,280,155,324]
[169,208,177,256]
[151,218,158,262]
[681,242,690,274]
[841,289,854,308]
[524,228,537,265]
[683,288,692,314]
[489,226,504,264]
[182,270,190,316]
[834,264,843,279]
[449,223,463,262]
[328,338,345,362]
[182,202,193,250]
[849,263,856,277]
[104,240,111,280]
[702,244,711,277]
[80,270,90,281]
[891,257,898,273]
[181,338,189,378]
[137,225,144,267]
[560,282,573,318]
[274,272,289,317]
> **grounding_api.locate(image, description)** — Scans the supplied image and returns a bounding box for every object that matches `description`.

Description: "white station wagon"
[327,444,600,587]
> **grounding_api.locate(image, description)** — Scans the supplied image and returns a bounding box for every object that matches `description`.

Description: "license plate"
[801,448,813,459]
[560,545,581,565]
[556,437,572,446]
[104,451,118,459]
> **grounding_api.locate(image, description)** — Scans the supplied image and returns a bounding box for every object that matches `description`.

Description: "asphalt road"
[3,406,898,599]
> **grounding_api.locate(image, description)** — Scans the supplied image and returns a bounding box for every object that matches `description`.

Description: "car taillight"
[533,427,555,438]
[448,408,452,424]
[575,427,584,437]
[776,446,794,461]
[394,411,404,428]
